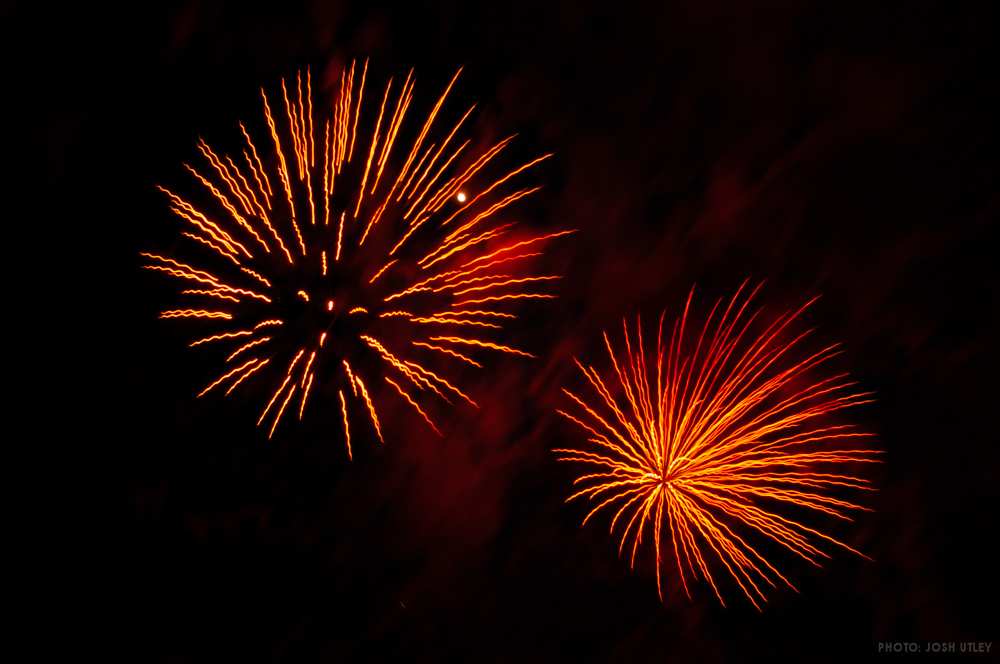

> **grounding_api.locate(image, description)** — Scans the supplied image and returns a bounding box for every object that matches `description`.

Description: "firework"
[555,283,879,609]
[143,62,571,454]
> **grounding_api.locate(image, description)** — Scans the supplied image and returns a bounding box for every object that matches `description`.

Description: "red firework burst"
[555,283,880,608]
[142,62,572,455]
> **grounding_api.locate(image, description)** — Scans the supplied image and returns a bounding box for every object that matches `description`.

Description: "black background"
[38,1,997,661]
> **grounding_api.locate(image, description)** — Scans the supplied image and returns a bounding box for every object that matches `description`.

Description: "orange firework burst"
[555,283,880,609]
[143,62,571,454]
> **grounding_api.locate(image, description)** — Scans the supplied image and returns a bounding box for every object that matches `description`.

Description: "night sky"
[41,1,997,661]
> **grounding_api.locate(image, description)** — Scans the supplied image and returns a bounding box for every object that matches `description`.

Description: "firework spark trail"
[555,283,880,609]
[143,62,570,455]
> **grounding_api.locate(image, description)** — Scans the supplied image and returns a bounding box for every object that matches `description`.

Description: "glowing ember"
[555,283,880,609]
[143,62,572,452]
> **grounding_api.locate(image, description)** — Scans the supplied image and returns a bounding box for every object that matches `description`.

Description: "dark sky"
[39,1,997,661]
